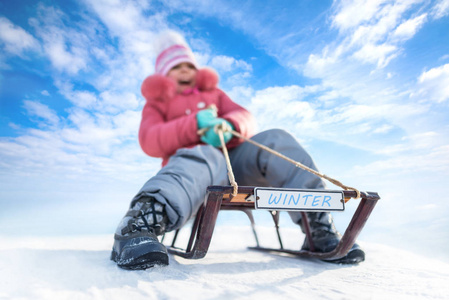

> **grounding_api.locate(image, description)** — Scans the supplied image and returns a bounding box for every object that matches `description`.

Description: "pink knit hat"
[154,31,197,76]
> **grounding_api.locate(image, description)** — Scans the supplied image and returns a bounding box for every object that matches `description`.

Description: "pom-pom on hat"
[154,30,198,76]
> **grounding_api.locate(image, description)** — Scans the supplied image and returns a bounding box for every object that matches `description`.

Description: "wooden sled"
[165,185,380,261]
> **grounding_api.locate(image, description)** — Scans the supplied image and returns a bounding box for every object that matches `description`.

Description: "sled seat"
[166,185,380,261]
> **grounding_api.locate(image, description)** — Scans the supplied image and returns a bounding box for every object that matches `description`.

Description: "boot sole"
[113,251,169,270]
[111,237,169,270]
[323,248,365,264]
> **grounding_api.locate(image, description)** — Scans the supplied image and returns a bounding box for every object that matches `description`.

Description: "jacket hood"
[141,67,219,102]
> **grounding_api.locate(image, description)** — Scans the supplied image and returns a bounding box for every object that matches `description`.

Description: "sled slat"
[166,186,380,261]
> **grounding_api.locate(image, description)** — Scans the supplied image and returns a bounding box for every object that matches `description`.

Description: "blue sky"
[1,0,449,258]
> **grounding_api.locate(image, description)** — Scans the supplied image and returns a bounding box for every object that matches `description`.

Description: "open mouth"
[178,80,192,86]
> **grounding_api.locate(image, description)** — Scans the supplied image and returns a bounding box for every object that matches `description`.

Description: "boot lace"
[121,198,167,236]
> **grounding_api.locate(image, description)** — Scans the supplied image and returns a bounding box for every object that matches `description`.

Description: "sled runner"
[166,185,380,261]
[166,124,380,261]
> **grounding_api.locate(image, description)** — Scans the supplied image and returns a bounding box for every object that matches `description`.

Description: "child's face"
[167,62,197,93]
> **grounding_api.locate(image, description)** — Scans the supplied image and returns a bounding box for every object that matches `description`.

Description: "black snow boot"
[111,197,169,270]
[300,212,365,264]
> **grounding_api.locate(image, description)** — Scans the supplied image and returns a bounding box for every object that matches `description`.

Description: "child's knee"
[254,128,297,145]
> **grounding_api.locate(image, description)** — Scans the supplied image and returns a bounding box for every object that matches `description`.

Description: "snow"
[1,226,448,300]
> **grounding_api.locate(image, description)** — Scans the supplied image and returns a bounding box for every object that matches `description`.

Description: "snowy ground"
[1,226,448,300]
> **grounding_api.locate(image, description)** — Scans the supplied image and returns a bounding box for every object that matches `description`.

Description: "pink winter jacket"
[139,68,256,166]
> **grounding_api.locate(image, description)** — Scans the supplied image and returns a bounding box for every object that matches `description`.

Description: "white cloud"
[98,91,140,114]
[208,55,253,73]
[0,17,39,55]
[81,0,165,60]
[304,50,402,107]
[81,0,150,36]
[223,71,252,87]
[65,89,98,108]
[304,50,338,78]
[57,78,142,112]
[295,3,449,184]
[45,39,87,74]
[372,124,394,134]
[392,13,427,41]
[431,0,449,19]
[353,144,449,176]
[226,86,255,108]
[415,63,449,103]
[248,85,328,134]
[0,2,165,192]
[321,0,429,70]
[332,0,425,33]
[1,101,151,185]
[245,81,437,161]
[217,1,448,178]
[331,0,389,31]
[297,1,448,156]
[28,5,90,74]
[72,1,169,91]
[23,100,60,127]
[352,43,398,68]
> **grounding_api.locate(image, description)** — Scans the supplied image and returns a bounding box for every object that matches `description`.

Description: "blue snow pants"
[129,129,325,232]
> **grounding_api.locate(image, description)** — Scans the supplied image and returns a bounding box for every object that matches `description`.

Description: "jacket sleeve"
[138,100,200,158]
[217,89,256,146]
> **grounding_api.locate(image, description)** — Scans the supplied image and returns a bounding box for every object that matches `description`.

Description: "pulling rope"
[201,123,361,201]
[217,127,239,196]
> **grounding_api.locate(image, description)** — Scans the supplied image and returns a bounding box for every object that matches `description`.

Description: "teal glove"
[200,118,234,147]
[197,108,217,129]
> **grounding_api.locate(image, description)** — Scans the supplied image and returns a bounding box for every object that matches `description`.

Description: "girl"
[111,31,364,270]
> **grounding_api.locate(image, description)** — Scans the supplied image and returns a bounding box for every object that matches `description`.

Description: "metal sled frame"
[166,185,380,261]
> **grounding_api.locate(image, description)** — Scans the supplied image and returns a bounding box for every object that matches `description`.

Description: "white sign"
[254,188,344,211]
